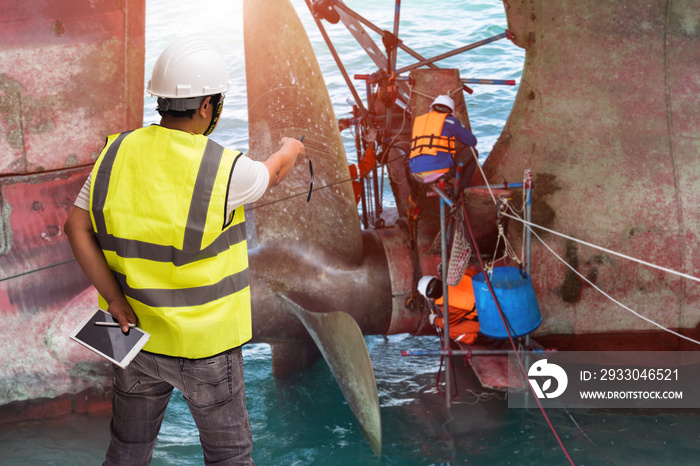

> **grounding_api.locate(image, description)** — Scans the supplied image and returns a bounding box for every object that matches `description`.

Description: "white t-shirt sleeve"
[226,155,269,217]
[74,175,91,211]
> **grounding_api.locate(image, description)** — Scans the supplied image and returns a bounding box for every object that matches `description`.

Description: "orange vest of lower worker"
[434,270,479,345]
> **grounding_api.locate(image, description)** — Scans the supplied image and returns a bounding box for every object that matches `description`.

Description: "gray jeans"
[104,347,254,466]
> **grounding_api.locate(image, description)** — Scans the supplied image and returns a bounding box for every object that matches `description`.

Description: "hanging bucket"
[472,266,542,339]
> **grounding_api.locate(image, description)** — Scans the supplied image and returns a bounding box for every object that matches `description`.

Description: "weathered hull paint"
[0,0,145,175]
[485,0,700,345]
[3,0,700,427]
[0,0,146,419]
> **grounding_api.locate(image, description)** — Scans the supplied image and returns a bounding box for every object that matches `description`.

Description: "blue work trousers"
[103,347,254,465]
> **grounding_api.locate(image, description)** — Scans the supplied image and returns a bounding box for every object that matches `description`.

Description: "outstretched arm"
[64,207,137,333]
[262,137,306,188]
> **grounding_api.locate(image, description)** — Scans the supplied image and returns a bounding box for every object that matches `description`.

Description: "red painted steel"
[0,0,145,420]
[486,0,700,342]
[0,0,145,175]
[4,0,700,427]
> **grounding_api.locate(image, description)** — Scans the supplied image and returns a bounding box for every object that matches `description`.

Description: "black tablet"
[70,308,150,368]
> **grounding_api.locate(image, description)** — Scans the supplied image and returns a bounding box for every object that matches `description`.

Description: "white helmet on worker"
[418,275,443,299]
[147,37,232,112]
[430,95,455,114]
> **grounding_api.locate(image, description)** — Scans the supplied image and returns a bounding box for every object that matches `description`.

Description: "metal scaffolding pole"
[433,185,453,407]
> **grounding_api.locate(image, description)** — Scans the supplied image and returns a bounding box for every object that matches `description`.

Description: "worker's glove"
[429,313,437,325]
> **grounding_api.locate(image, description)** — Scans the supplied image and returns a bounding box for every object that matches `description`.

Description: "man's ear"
[198,96,212,117]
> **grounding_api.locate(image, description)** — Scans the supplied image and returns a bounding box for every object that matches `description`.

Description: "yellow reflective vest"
[89,125,252,358]
[409,111,456,158]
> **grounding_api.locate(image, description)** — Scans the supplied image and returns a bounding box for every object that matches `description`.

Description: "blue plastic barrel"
[472,267,542,339]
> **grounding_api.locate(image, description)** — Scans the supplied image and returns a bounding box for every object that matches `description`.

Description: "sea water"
[2,0,699,464]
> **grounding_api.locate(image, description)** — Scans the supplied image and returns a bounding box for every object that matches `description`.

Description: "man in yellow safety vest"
[64,37,304,465]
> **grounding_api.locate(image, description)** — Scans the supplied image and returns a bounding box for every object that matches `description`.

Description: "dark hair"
[156,94,222,118]
[208,93,223,111]
[425,278,443,299]
[432,104,452,114]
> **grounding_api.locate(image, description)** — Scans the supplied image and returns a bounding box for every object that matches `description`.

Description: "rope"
[383,102,410,188]
[451,388,505,405]
[563,409,617,465]
[410,88,437,100]
[0,259,76,283]
[522,219,700,347]
[247,150,406,212]
[446,86,465,99]
[475,168,699,344]
[479,168,697,286]
[460,191,576,466]
[411,85,463,102]
[470,146,498,204]
[489,222,522,270]
[500,211,700,284]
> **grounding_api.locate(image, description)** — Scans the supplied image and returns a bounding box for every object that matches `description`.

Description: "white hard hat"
[418,275,442,299]
[430,95,455,113]
[147,37,232,105]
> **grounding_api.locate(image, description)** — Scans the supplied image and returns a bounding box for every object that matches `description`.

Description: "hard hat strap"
[203,94,224,137]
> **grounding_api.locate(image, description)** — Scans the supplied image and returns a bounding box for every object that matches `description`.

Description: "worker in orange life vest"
[409,94,478,186]
[418,270,480,345]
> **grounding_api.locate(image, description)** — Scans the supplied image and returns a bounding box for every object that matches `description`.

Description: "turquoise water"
[3,334,700,464]
[2,0,700,465]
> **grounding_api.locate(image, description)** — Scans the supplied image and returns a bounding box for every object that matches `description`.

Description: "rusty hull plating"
[0,0,145,420]
[488,0,700,348]
[2,0,700,436]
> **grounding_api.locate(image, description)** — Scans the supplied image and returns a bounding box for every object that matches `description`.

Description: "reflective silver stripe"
[92,134,241,265]
[114,268,250,308]
[92,132,132,236]
[183,139,225,251]
[96,220,246,266]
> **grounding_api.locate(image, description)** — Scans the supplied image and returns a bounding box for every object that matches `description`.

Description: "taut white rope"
[470,146,498,204]
[525,222,700,347]
[501,211,700,284]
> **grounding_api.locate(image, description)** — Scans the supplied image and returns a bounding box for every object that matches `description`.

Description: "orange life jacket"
[409,111,456,159]
[434,270,479,344]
